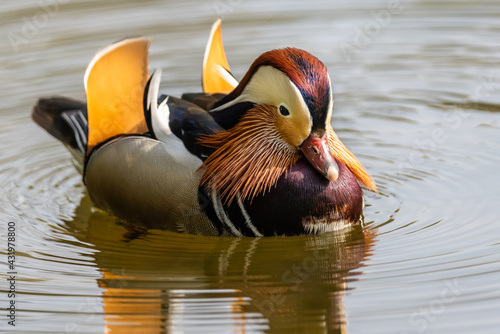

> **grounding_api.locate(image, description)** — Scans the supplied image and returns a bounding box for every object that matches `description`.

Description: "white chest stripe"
[237,195,263,237]
[211,189,242,236]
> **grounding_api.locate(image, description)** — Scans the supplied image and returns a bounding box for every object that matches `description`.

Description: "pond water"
[1,0,500,333]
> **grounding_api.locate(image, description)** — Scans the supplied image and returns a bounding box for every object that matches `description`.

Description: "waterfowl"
[32,19,376,236]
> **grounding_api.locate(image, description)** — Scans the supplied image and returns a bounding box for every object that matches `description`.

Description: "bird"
[32,19,376,237]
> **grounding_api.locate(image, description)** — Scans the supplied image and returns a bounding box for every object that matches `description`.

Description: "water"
[1,0,500,333]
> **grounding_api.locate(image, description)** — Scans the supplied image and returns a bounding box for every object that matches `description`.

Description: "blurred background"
[0,0,499,333]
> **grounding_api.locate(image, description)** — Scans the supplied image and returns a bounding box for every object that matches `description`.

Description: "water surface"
[1,0,500,333]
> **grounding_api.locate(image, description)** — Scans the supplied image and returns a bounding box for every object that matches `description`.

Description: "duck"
[32,19,376,237]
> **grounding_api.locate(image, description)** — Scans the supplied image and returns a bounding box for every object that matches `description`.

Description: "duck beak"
[301,134,339,182]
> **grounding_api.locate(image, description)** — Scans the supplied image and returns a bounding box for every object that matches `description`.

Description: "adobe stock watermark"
[213,0,243,15]
[253,248,331,317]
[7,0,69,54]
[395,73,498,177]
[400,278,466,333]
[339,0,412,63]
[64,267,130,333]
[377,73,499,195]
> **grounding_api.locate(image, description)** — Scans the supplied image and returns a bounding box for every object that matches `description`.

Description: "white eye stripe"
[209,66,313,136]
[288,77,312,125]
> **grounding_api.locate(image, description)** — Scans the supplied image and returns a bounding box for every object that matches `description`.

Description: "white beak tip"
[326,164,339,182]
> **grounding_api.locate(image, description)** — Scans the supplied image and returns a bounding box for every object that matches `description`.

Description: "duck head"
[199,47,376,205]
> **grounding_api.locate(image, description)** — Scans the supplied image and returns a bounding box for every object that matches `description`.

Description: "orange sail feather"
[84,37,150,154]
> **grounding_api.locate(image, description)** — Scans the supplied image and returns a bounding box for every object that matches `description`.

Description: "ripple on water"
[1,0,500,333]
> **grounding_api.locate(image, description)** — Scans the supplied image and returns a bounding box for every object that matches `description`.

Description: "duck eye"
[279,105,290,116]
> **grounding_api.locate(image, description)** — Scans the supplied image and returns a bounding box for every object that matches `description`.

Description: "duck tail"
[32,97,89,153]
[32,97,89,170]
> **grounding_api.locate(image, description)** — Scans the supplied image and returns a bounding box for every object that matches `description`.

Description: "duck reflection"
[66,195,375,333]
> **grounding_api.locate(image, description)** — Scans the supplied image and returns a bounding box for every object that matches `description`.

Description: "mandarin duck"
[32,19,376,236]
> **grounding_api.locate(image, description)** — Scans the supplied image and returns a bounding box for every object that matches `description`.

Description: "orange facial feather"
[198,104,299,204]
[327,127,377,192]
[199,111,377,202]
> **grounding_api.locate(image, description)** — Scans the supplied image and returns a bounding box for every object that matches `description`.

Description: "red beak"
[301,134,339,182]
